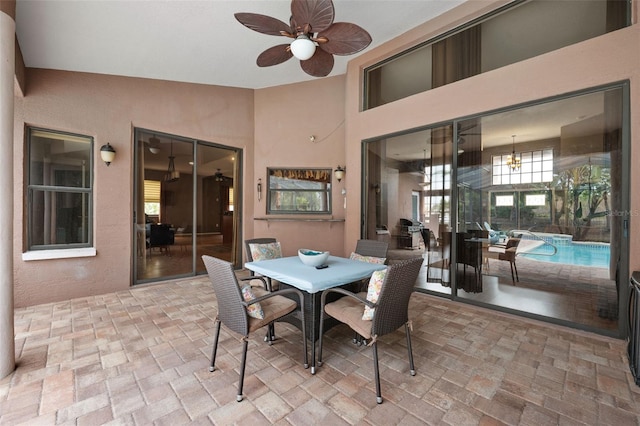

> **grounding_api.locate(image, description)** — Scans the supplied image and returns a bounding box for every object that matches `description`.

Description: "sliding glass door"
[362,83,628,335]
[454,86,625,334]
[134,129,241,284]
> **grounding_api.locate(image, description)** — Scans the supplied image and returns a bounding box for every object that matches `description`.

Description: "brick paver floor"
[1,274,639,425]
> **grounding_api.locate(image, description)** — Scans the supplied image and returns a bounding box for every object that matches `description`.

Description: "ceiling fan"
[235,0,372,77]
[457,123,481,145]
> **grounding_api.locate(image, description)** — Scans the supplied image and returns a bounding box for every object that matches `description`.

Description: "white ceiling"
[15,0,611,172]
[15,0,464,90]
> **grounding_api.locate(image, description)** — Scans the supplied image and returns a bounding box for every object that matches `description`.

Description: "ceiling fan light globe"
[149,147,160,154]
[290,35,316,60]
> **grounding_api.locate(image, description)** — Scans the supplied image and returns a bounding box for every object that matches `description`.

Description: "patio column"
[0,1,16,379]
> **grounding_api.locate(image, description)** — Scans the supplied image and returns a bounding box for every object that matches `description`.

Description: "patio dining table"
[245,255,386,373]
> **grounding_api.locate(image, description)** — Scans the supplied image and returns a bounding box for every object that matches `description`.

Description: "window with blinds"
[144,180,161,216]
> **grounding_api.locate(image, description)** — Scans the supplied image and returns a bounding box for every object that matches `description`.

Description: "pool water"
[520,242,610,268]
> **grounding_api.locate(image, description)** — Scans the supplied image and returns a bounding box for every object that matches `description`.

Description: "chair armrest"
[243,287,304,308]
[319,287,375,310]
[490,243,507,248]
[239,276,268,288]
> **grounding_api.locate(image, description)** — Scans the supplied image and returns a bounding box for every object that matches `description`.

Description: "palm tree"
[551,161,610,241]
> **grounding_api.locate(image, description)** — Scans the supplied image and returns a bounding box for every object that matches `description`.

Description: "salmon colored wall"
[13,69,254,307]
[252,76,350,257]
[343,1,640,278]
[12,0,640,308]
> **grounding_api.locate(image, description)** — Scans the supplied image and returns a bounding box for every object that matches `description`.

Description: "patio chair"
[498,237,521,283]
[202,255,308,402]
[351,239,390,344]
[457,231,484,291]
[427,231,451,284]
[244,237,283,342]
[354,239,389,260]
[317,257,423,404]
[352,239,389,286]
[244,237,281,291]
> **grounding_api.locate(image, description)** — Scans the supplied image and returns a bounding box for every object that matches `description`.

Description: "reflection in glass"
[135,130,239,283]
[363,85,625,334]
[27,129,93,249]
[365,0,628,109]
[456,87,623,333]
[267,168,332,214]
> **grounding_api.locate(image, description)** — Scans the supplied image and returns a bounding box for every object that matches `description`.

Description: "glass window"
[496,195,514,206]
[27,128,93,249]
[363,83,625,334]
[144,179,161,217]
[365,0,628,109]
[492,149,554,185]
[267,168,332,214]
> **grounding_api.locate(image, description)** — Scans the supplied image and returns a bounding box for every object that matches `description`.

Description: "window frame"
[26,127,94,251]
[266,167,332,215]
[491,148,554,185]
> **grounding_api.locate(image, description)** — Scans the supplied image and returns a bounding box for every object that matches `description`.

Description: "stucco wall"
[252,76,349,257]
[13,70,254,307]
[11,0,640,309]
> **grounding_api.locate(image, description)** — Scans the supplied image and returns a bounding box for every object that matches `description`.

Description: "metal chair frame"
[202,255,308,402]
[317,257,423,404]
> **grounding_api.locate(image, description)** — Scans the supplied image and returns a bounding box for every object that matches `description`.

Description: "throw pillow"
[241,285,264,319]
[362,268,387,320]
[350,252,386,265]
[249,242,282,261]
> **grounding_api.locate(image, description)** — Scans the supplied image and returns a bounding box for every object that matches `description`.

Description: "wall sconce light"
[334,166,345,182]
[257,178,262,201]
[100,143,116,166]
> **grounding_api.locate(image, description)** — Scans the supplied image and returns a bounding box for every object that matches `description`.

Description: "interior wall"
[251,75,349,258]
[13,69,254,307]
[343,0,640,278]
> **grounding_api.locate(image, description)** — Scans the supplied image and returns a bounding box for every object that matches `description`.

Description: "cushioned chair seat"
[323,292,372,339]
[247,288,298,332]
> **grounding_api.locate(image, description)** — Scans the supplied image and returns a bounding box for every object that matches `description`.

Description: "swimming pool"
[519,241,610,268]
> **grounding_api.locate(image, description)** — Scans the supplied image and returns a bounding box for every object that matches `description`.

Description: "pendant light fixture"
[165,141,179,182]
[506,135,521,171]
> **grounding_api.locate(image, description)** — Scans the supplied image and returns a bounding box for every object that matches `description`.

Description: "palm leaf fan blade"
[234,13,293,36]
[300,48,334,77]
[257,44,294,67]
[319,23,372,55]
[291,0,334,33]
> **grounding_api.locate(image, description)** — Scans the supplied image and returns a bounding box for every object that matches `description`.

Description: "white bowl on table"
[298,249,330,267]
